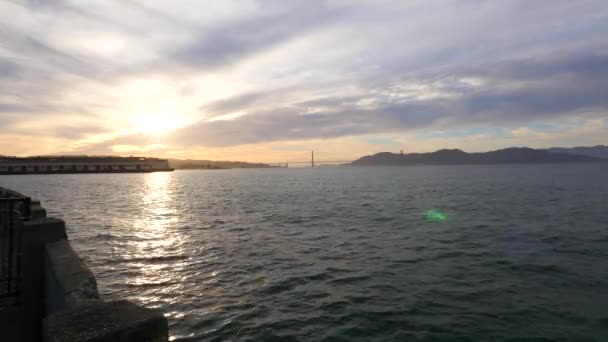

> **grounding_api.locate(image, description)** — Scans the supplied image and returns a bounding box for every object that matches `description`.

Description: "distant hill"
[545,145,608,159]
[169,159,276,169]
[351,147,605,166]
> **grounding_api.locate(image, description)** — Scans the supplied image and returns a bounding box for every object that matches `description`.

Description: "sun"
[129,113,185,134]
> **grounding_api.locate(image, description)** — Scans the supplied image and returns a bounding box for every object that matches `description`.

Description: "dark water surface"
[2,165,608,341]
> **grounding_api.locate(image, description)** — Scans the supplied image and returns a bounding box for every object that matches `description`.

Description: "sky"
[0,0,607,162]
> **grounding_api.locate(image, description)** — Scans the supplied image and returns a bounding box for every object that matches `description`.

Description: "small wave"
[329,274,371,285]
[373,216,395,222]
[542,235,563,243]
[114,255,189,264]
[95,233,117,240]
[428,251,465,261]
[325,266,355,274]
[320,300,350,312]
[305,272,332,282]
[228,226,249,232]
[596,317,608,327]
[124,280,182,289]
[507,263,566,274]
[257,276,308,294]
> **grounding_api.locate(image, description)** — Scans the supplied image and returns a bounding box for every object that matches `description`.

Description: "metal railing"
[0,194,30,306]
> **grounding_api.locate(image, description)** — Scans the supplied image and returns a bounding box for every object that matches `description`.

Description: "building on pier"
[0,156,173,174]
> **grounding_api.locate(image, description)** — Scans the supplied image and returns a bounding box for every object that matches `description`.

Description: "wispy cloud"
[0,0,606,159]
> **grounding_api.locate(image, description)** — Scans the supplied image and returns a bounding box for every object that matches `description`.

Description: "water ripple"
[2,165,608,341]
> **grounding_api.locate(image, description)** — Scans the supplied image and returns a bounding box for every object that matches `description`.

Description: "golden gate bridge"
[265,151,354,168]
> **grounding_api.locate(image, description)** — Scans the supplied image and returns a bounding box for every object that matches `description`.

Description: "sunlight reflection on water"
[123,172,187,310]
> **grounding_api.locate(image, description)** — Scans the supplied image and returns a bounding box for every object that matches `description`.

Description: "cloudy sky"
[1,0,607,162]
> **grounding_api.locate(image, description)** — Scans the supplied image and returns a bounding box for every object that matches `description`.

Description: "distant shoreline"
[349,147,608,167]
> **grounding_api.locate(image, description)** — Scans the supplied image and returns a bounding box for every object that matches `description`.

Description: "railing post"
[21,218,67,342]
[7,201,14,298]
[1,197,30,302]
[1,192,33,341]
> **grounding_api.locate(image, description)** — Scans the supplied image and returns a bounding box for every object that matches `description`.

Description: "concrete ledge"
[1,189,169,341]
[0,305,24,342]
[31,199,47,220]
[0,187,26,198]
[45,240,99,314]
[43,300,168,342]
[24,217,67,240]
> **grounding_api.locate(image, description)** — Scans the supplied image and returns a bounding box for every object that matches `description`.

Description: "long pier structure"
[0,156,173,175]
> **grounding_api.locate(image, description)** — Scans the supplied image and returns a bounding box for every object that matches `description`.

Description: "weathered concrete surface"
[45,240,99,314]
[22,218,68,342]
[0,305,24,342]
[0,187,26,198]
[31,199,47,220]
[43,300,169,342]
[1,190,169,341]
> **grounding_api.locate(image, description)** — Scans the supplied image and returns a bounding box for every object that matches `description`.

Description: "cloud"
[69,47,608,155]
[47,124,110,140]
[1,0,607,158]
[0,58,21,79]
[171,1,351,70]
[200,91,270,117]
[166,50,608,147]
[111,144,169,153]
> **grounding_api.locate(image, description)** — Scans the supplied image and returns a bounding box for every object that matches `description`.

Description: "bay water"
[2,165,608,341]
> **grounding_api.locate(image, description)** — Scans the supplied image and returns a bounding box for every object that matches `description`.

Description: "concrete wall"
[44,240,99,313]
[21,217,69,342]
[43,240,168,342]
[0,188,168,341]
[43,300,168,342]
[0,187,26,198]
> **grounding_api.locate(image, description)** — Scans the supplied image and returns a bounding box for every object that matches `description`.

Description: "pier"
[0,156,173,175]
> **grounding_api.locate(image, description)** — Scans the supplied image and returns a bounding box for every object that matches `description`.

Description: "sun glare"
[129,113,186,134]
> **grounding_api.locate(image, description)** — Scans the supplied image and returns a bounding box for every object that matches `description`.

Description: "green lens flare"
[426,209,447,222]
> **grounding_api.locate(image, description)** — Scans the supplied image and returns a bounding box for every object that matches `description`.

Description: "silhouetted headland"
[544,145,608,159]
[351,147,608,166]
